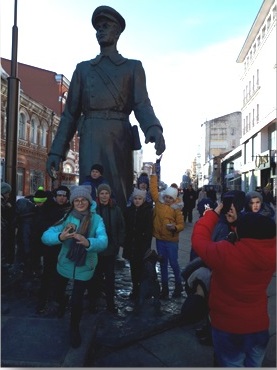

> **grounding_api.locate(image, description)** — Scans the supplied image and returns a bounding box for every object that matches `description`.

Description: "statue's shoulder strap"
[93,64,124,109]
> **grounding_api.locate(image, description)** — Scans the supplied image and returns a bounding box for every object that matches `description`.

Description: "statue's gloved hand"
[46,154,62,178]
[145,126,166,156]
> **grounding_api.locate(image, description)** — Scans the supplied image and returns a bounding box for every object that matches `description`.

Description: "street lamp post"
[5,0,20,205]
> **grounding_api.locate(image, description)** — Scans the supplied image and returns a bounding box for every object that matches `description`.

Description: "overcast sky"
[0,0,263,186]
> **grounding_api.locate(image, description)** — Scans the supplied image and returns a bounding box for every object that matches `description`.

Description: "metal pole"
[3,0,20,266]
[5,0,20,206]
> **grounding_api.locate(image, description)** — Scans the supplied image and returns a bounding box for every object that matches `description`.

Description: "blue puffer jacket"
[41,201,108,281]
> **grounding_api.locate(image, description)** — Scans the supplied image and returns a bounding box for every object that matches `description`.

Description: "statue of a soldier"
[46,5,166,209]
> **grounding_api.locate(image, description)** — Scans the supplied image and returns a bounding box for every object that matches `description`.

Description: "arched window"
[41,124,47,147]
[30,118,38,143]
[18,113,26,139]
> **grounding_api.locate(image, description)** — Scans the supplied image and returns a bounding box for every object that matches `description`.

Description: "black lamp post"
[5,0,20,206]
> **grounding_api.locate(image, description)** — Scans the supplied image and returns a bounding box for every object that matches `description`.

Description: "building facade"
[1,59,79,195]
[223,0,276,194]
[197,111,242,190]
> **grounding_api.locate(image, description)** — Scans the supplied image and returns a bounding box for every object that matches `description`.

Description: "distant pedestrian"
[150,169,185,299]
[197,187,207,203]
[206,186,217,203]
[88,183,125,314]
[191,209,276,367]
[41,185,108,348]
[123,188,153,301]
[261,184,276,207]
[182,185,197,223]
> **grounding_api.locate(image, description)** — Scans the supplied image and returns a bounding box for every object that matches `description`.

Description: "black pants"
[55,273,89,327]
[88,255,116,307]
[38,245,61,305]
[129,258,144,296]
[183,207,194,222]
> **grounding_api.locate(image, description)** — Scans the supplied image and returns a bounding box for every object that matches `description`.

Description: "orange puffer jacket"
[150,175,185,242]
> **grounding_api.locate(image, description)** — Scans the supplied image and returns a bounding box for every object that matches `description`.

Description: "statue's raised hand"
[145,126,166,156]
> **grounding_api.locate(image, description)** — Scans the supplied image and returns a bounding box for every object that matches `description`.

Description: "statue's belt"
[84,110,129,120]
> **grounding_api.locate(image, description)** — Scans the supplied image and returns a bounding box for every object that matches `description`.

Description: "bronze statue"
[46,5,166,209]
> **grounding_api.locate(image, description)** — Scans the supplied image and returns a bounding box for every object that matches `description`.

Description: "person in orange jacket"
[150,168,185,299]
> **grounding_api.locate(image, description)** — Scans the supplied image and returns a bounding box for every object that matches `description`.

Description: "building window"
[41,125,47,147]
[252,75,255,93]
[30,170,43,194]
[256,69,259,86]
[257,35,261,46]
[17,168,24,196]
[30,119,38,143]
[256,104,259,123]
[18,113,26,139]
[267,15,271,30]
[246,116,249,132]
[262,26,266,39]
[252,108,255,127]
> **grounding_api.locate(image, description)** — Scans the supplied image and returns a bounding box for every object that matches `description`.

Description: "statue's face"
[95,17,120,46]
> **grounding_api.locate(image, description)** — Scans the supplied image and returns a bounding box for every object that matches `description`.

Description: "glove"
[145,126,166,156]
[46,154,62,178]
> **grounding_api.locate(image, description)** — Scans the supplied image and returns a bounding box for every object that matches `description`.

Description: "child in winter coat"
[150,171,185,299]
[123,188,153,301]
[41,185,108,349]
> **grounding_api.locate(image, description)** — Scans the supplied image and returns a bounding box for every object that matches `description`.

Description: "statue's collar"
[90,52,126,66]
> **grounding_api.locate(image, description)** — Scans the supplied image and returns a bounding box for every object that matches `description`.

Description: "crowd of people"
[2,169,276,362]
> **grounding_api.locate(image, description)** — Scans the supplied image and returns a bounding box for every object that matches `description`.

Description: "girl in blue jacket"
[41,185,107,348]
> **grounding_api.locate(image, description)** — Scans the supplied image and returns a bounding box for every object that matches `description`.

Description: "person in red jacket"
[191,204,276,367]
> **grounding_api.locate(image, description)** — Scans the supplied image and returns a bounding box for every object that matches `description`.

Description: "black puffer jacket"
[123,201,153,260]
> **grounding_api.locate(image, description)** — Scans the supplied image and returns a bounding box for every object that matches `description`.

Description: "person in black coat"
[88,183,125,313]
[35,186,71,313]
[123,188,153,301]
[182,185,197,223]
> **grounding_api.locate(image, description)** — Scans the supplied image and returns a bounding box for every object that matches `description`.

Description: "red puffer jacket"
[191,210,276,334]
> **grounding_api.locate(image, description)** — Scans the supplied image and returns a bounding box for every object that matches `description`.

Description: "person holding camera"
[180,190,246,347]
[191,205,276,367]
[41,185,108,348]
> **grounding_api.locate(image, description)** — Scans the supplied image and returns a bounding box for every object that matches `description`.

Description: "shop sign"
[255,150,270,170]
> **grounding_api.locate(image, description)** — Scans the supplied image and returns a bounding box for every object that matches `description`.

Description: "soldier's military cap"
[91,6,126,32]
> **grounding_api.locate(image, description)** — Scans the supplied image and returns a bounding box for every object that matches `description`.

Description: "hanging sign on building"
[255,150,270,170]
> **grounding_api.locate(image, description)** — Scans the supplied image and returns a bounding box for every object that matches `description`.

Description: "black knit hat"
[222,190,246,213]
[90,164,104,175]
[53,185,70,199]
[236,213,276,239]
[34,186,48,203]
[137,173,149,188]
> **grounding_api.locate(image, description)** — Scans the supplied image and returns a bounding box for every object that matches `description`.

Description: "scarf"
[66,209,91,267]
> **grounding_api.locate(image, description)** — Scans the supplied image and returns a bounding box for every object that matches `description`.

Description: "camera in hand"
[222,196,234,214]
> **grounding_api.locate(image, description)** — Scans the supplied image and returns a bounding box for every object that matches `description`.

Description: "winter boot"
[172,282,183,298]
[159,283,169,300]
